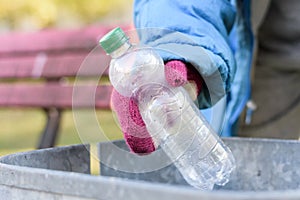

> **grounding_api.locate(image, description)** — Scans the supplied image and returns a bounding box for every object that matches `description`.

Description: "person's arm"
[134,0,236,108]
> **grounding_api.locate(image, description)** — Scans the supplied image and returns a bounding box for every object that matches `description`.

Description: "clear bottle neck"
[109,41,131,59]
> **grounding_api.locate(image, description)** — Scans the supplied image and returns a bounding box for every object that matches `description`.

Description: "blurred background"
[0,0,133,33]
[0,0,133,155]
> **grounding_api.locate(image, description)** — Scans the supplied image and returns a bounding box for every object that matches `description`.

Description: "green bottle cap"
[99,27,129,54]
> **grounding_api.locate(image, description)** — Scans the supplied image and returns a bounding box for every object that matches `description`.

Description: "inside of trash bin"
[0,138,299,192]
[98,138,300,191]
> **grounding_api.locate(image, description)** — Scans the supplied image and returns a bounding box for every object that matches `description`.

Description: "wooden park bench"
[0,25,128,149]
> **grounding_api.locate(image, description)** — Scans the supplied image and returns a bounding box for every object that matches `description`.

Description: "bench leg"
[38,108,62,149]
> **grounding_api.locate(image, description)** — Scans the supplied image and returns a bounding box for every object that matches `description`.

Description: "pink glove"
[111,60,203,154]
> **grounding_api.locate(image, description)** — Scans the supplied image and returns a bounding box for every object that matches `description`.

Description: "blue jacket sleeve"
[134,0,236,108]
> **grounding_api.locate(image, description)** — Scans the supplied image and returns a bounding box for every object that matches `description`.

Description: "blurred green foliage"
[0,0,133,31]
[0,109,123,156]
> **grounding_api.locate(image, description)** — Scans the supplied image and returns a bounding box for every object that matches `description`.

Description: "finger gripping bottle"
[99,27,236,190]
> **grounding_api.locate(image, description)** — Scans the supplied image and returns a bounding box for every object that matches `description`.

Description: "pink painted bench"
[0,25,126,148]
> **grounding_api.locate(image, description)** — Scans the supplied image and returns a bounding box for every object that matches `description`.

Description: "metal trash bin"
[0,137,299,200]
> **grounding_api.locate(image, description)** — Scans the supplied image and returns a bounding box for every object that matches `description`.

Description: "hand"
[111,60,203,154]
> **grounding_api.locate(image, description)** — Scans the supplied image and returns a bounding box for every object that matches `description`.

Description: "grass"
[0,108,123,156]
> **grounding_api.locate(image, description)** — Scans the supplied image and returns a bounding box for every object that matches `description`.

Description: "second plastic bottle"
[99,27,236,190]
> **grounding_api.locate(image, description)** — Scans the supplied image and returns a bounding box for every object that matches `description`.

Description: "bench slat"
[0,53,110,78]
[0,84,112,109]
[0,25,129,56]
[0,26,109,55]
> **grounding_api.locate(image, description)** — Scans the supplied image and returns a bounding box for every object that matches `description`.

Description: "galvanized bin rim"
[0,138,299,200]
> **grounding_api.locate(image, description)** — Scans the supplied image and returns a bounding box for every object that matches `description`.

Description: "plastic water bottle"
[99,27,236,190]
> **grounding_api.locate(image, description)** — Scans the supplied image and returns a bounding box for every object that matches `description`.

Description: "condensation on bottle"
[99,27,236,190]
